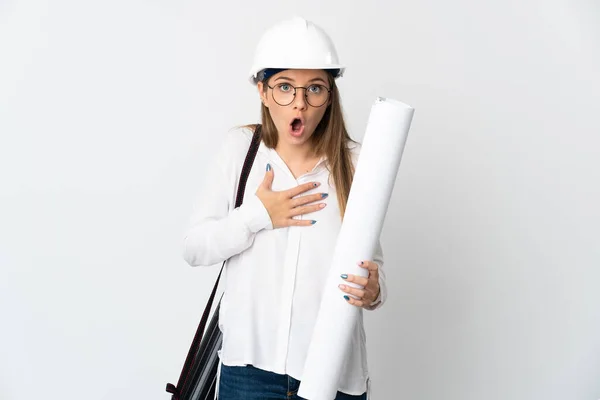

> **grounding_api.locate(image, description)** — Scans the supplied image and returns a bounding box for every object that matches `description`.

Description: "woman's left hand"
[339,261,380,309]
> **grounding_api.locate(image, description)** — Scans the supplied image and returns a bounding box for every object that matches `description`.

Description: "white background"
[1,1,599,399]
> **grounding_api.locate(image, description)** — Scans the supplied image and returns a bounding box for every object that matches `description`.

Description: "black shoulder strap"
[166,125,262,399]
[235,126,262,208]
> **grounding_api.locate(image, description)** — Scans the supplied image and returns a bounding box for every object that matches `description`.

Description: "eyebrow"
[274,76,328,85]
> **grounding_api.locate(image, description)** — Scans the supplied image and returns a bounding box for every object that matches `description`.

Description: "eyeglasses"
[266,83,331,107]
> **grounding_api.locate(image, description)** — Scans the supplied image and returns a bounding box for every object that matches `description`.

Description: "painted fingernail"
[311,220,317,225]
[339,284,346,290]
[344,295,350,301]
[340,274,348,279]
[313,183,319,187]
[266,163,271,171]
[358,261,364,266]
[321,193,328,198]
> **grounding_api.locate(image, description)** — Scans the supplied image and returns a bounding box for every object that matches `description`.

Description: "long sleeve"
[182,133,273,267]
[365,239,387,311]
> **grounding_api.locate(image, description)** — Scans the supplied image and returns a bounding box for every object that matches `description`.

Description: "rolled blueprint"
[297,97,414,400]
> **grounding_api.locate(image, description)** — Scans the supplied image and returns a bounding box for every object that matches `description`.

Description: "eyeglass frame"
[265,82,332,107]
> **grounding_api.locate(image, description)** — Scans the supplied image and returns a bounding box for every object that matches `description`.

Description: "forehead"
[271,69,329,82]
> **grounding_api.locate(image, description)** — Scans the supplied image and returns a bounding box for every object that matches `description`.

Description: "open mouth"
[290,117,305,135]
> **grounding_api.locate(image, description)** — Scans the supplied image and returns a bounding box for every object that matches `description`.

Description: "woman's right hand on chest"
[255,163,328,229]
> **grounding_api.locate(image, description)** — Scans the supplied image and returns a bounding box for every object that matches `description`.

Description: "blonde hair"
[243,73,357,219]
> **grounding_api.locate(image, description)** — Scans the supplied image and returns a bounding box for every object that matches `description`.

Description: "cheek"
[268,106,287,126]
[311,108,328,127]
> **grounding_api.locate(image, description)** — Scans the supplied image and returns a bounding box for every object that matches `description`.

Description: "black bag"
[166,125,262,400]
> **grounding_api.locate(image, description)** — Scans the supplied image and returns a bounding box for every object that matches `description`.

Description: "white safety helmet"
[248,16,346,85]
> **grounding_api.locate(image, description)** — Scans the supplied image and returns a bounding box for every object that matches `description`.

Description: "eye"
[278,84,292,92]
[308,85,322,94]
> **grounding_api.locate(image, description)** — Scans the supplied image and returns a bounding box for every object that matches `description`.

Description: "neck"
[275,138,316,164]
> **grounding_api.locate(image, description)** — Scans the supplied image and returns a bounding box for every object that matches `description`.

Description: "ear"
[257,81,268,108]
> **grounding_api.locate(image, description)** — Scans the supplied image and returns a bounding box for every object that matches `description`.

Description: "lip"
[289,116,306,137]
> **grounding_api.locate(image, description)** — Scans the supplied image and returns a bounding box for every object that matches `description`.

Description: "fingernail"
[339,284,346,290]
[358,261,364,266]
[321,193,328,198]
[340,274,348,279]
[266,163,271,171]
[311,220,317,225]
[344,295,350,301]
[313,183,318,187]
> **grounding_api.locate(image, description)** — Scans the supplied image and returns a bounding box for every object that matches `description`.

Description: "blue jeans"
[218,364,367,400]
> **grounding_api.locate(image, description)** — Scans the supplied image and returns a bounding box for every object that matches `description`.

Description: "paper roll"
[297,97,414,400]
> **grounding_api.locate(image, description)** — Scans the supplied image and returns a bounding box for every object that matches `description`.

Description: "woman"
[183,17,387,400]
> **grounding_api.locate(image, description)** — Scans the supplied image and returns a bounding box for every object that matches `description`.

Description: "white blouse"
[183,127,387,396]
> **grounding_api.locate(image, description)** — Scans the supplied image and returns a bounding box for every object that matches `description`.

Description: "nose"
[292,88,308,110]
